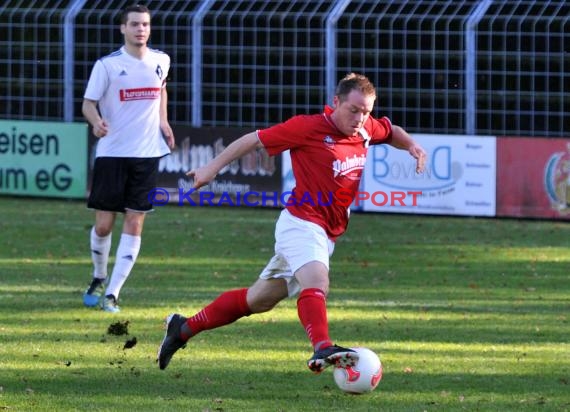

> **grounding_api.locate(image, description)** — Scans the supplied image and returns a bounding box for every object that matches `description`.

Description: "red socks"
[184,288,251,338]
[182,287,332,352]
[297,288,332,351]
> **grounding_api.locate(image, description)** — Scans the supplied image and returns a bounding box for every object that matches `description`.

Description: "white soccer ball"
[333,347,383,394]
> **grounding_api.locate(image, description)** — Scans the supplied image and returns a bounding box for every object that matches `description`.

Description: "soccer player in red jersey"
[157,73,426,373]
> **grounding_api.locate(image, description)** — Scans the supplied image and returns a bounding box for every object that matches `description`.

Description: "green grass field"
[0,197,569,411]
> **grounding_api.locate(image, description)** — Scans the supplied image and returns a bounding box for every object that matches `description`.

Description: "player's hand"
[161,121,176,149]
[165,135,175,149]
[186,166,217,190]
[409,144,427,173]
[93,120,109,138]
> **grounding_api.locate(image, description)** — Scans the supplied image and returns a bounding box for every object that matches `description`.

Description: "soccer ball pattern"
[333,347,382,394]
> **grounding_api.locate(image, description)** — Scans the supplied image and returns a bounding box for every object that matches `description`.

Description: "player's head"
[121,4,151,24]
[335,73,377,102]
[120,4,151,48]
[331,73,377,136]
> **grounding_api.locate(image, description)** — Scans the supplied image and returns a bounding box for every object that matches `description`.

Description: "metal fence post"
[326,0,352,105]
[465,0,493,135]
[63,0,88,122]
[192,0,216,127]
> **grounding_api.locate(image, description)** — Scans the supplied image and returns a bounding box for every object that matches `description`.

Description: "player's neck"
[327,111,346,136]
[123,44,147,60]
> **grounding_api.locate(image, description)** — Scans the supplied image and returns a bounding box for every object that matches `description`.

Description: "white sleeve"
[83,60,108,101]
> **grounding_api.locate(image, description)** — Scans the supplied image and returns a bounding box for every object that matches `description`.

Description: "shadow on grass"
[2,359,568,412]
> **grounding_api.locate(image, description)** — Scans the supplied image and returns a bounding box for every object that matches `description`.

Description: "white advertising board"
[361,134,497,216]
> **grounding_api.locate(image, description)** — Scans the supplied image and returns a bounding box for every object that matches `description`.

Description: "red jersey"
[258,106,393,240]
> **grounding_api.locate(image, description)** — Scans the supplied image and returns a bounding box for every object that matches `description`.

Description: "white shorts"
[259,209,335,297]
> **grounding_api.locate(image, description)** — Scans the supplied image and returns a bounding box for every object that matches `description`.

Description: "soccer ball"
[333,347,382,394]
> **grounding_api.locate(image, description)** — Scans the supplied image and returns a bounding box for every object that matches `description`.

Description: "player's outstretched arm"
[389,125,427,173]
[186,131,264,189]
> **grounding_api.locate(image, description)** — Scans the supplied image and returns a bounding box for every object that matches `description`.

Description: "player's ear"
[332,95,340,108]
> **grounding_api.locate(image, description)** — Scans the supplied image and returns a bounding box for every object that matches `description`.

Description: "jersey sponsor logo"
[120,87,161,101]
[332,154,367,179]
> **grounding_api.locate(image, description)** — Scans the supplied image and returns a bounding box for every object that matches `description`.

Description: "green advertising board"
[0,120,88,198]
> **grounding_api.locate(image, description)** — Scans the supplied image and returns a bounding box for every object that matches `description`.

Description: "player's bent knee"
[248,297,280,314]
[246,278,288,313]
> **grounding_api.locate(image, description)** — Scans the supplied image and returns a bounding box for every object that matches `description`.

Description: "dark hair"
[121,4,151,24]
[335,73,377,101]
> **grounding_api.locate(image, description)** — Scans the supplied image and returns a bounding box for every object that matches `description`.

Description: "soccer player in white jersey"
[81,4,175,312]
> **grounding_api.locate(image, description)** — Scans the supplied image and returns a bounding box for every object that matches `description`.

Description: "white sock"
[91,227,112,279]
[105,234,141,300]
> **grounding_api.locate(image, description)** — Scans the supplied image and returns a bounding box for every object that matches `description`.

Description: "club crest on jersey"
[323,135,335,148]
[156,64,163,79]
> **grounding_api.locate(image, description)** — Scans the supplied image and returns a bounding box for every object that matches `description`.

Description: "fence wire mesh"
[0,0,567,137]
